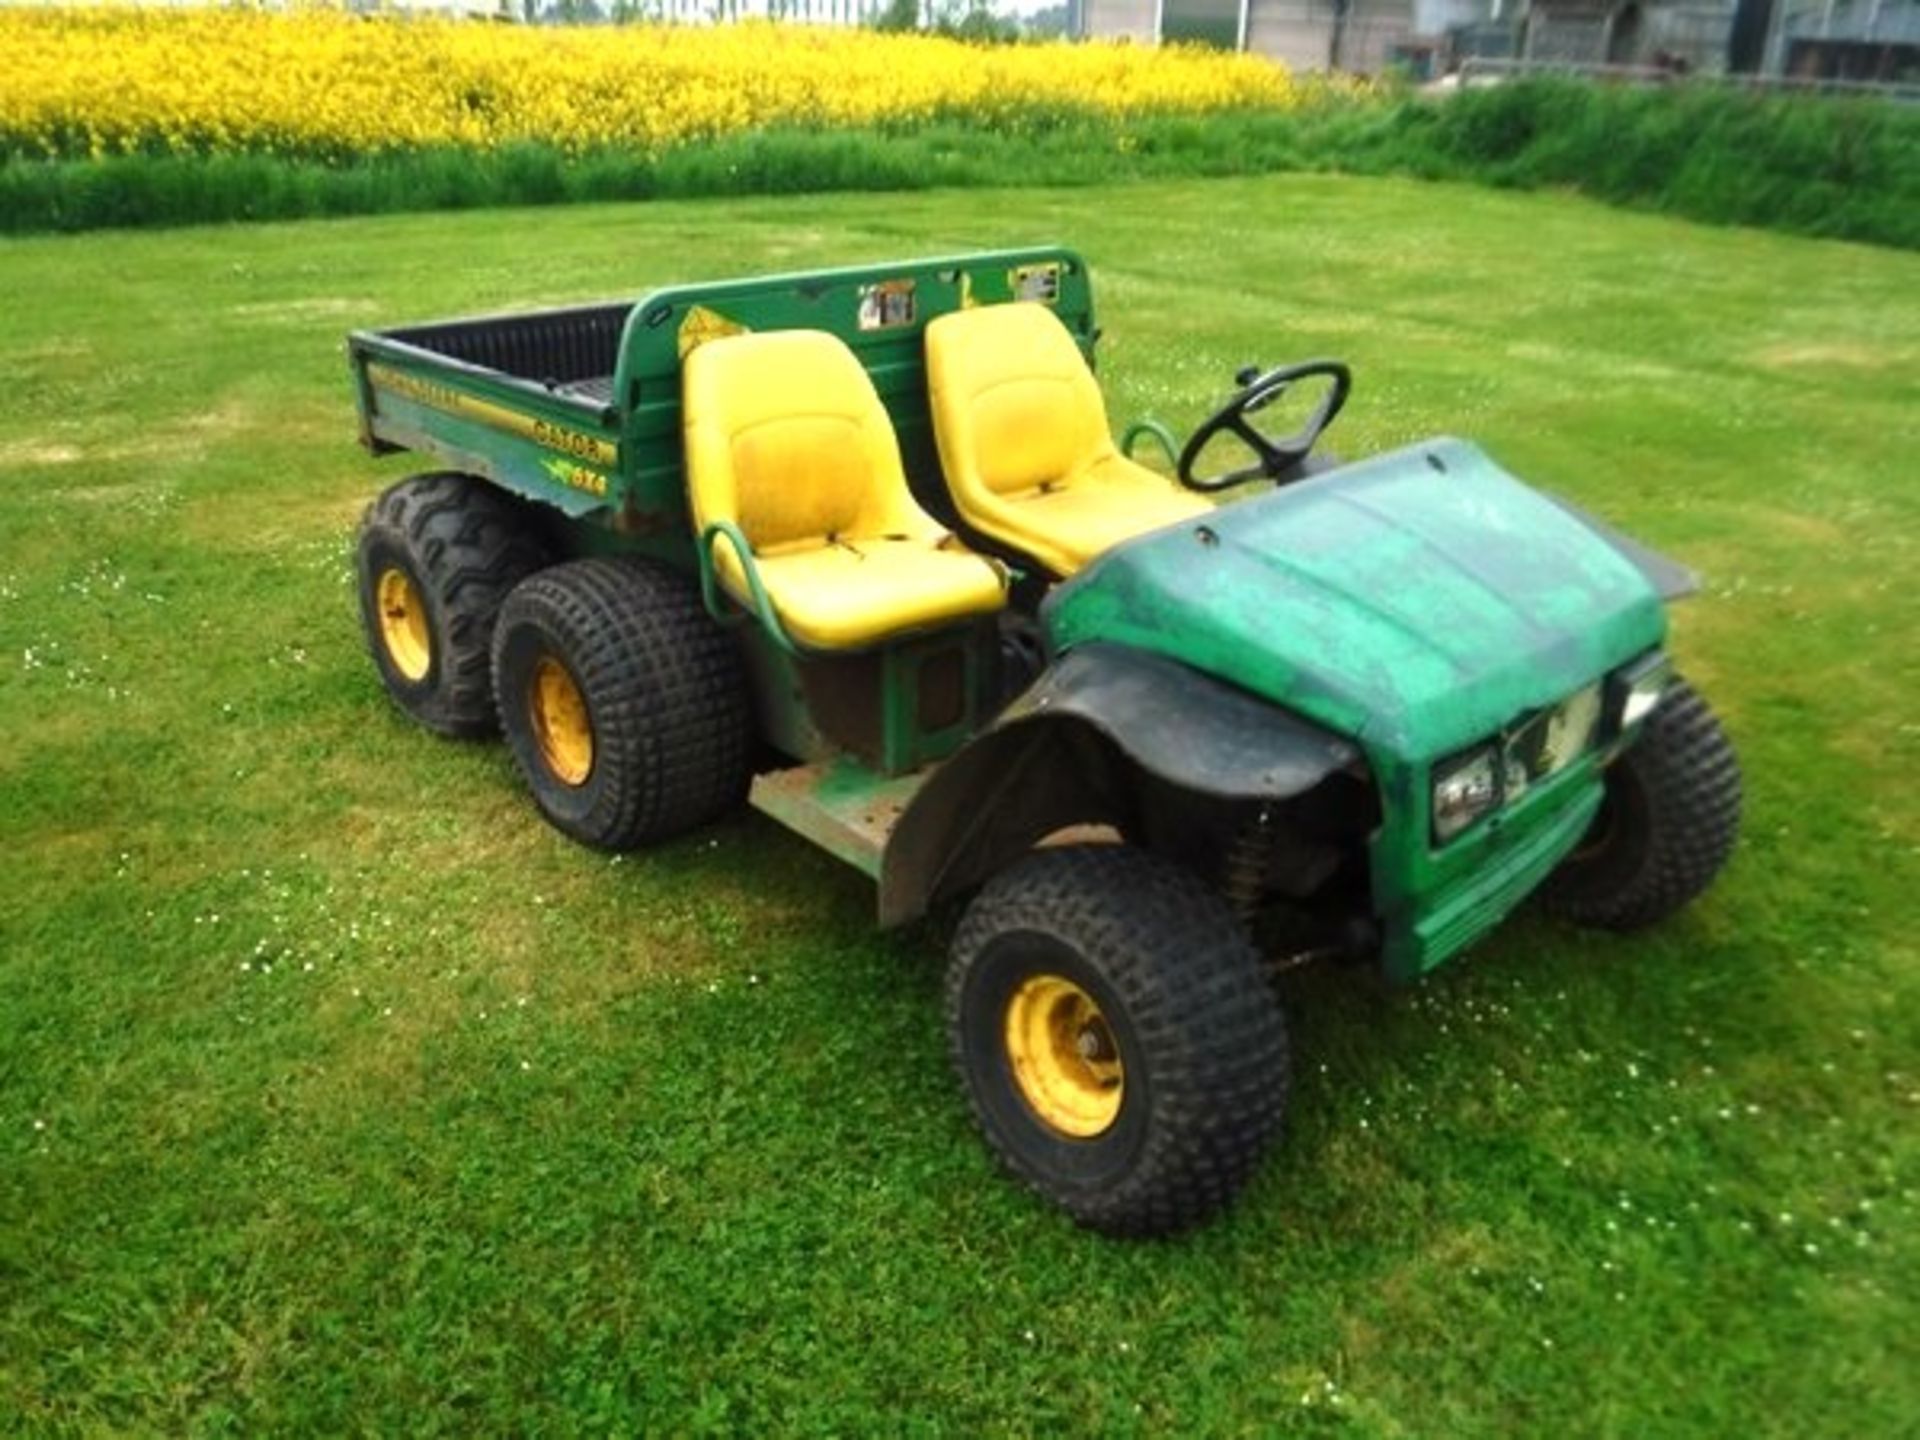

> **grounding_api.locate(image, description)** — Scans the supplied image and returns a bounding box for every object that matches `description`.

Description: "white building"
[1077,0,1415,70]
[1078,0,1745,72]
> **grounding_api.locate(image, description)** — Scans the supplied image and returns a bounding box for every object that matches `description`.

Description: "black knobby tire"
[1539,677,1741,931]
[492,557,751,850]
[947,845,1290,1237]
[355,472,550,737]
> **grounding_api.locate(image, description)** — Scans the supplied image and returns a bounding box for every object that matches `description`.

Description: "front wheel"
[946,845,1290,1237]
[1540,677,1741,931]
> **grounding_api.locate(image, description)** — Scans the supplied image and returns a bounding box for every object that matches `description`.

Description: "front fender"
[877,644,1361,926]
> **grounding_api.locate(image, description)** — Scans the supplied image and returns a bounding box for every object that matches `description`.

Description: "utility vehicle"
[346,247,1740,1235]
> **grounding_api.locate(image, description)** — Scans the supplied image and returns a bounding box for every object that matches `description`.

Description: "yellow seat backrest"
[684,328,940,557]
[926,302,1211,578]
[682,328,1010,652]
[925,301,1117,505]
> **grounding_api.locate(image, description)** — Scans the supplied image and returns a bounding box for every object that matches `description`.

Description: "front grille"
[1409,779,1604,972]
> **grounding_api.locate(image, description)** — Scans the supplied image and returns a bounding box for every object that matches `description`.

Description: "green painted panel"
[1044,437,1666,764]
[1398,762,1603,974]
[352,345,621,517]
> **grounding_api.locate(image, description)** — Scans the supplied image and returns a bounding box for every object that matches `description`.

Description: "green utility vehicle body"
[347,246,1693,983]
[1045,438,1672,977]
[349,245,1740,1235]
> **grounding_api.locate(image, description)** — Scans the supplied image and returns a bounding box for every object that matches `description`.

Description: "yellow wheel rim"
[529,655,594,787]
[375,567,431,683]
[1003,973,1125,1138]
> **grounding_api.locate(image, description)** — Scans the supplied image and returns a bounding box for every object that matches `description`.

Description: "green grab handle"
[697,520,800,657]
[1120,418,1180,471]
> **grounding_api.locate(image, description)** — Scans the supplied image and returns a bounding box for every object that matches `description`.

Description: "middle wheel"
[492,557,752,850]
[947,844,1291,1237]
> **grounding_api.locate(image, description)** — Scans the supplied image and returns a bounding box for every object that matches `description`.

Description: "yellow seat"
[683,329,1007,651]
[925,302,1211,578]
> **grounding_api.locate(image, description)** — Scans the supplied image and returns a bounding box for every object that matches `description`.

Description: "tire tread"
[948,846,1289,1237]
[1541,677,1741,931]
[356,472,548,737]
[493,557,750,847]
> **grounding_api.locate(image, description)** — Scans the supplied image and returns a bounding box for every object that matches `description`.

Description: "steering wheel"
[1177,359,1352,492]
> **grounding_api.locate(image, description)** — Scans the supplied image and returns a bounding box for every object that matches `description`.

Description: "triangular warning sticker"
[678,304,749,359]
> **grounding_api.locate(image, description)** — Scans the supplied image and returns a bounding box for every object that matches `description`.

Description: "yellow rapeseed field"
[0,5,1306,161]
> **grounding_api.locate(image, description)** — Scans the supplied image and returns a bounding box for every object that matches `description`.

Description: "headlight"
[1524,681,1602,786]
[1609,652,1672,733]
[1545,683,1603,767]
[1432,746,1500,843]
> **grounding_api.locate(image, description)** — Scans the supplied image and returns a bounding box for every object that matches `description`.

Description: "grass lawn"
[2,175,1917,1434]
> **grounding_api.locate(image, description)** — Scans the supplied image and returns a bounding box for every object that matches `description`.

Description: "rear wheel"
[947,845,1289,1237]
[492,558,751,849]
[355,472,549,737]
[1540,677,1741,930]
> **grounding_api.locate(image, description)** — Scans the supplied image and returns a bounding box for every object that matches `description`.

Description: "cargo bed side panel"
[350,340,623,523]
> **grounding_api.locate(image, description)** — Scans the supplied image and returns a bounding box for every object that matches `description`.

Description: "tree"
[870,0,921,32]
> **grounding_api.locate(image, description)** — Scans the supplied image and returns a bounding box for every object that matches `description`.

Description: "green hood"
[1043,438,1666,761]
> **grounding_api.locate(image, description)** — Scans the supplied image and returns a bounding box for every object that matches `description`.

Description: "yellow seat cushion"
[991,454,1211,565]
[683,329,1006,650]
[926,302,1211,577]
[752,537,1008,652]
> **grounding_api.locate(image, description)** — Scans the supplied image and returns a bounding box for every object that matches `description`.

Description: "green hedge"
[2,81,1915,248]
[1384,80,1920,248]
